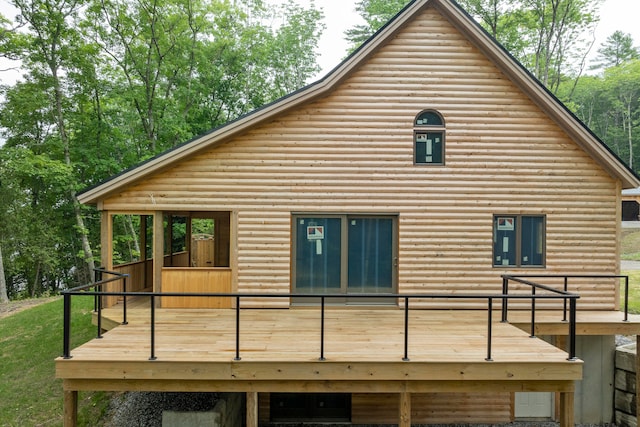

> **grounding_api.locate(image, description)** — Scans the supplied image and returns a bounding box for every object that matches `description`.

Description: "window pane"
[295,217,341,291]
[494,216,516,266]
[521,216,544,266]
[415,111,443,126]
[415,132,443,164]
[347,218,393,292]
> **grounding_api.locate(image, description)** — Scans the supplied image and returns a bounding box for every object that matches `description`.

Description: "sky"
[0,0,639,84]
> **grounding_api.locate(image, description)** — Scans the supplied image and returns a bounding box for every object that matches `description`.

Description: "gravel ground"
[104,392,219,427]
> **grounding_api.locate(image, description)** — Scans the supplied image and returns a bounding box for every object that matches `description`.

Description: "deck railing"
[58,271,628,364]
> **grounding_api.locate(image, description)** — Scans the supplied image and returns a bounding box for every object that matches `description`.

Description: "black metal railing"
[62,269,129,358]
[502,274,631,322]
[61,270,594,363]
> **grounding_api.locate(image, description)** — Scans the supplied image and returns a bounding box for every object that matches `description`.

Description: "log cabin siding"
[102,6,619,309]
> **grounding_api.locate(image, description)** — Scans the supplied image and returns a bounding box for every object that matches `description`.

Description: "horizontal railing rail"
[61,273,584,363]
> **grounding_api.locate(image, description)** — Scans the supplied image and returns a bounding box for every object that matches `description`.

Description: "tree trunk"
[125,215,141,261]
[0,244,9,303]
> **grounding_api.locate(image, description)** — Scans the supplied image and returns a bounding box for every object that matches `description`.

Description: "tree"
[0,244,8,303]
[0,0,326,292]
[591,30,639,71]
[83,0,324,156]
[345,0,408,49]
[347,0,602,94]
[10,0,97,284]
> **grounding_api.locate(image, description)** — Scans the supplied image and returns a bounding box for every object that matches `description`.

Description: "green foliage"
[345,0,408,48]
[592,31,639,71]
[0,297,111,425]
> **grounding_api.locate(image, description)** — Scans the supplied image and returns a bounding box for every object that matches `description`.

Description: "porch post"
[153,211,164,299]
[399,392,411,427]
[100,211,113,271]
[558,391,574,427]
[246,392,258,427]
[63,389,77,427]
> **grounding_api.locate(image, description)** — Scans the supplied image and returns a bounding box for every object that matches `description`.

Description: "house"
[56,0,640,425]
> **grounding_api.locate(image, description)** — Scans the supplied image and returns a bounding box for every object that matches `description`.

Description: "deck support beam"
[559,391,574,427]
[246,391,258,427]
[399,392,411,427]
[63,390,77,427]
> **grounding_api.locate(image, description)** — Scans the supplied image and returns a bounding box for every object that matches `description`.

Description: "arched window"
[414,110,445,165]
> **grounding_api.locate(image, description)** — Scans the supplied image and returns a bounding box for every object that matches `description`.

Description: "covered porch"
[101,211,233,308]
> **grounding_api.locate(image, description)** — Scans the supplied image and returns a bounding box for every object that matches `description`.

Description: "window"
[270,393,351,422]
[292,214,397,303]
[414,110,445,165]
[493,215,545,267]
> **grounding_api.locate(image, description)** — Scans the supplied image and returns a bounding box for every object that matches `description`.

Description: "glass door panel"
[347,217,393,293]
[294,217,341,293]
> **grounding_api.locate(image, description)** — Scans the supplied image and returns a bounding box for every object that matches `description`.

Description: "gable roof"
[78,0,640,205]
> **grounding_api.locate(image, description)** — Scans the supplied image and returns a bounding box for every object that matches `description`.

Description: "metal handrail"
[61,284,581,363]
[502,274,630,322]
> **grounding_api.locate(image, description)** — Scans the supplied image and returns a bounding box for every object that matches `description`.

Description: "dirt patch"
[0,297,59,319]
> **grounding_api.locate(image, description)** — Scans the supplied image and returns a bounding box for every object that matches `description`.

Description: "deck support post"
[246,391,258,427]
[558,391,574,427]
[399,392,411,427]
[63,390,77,427]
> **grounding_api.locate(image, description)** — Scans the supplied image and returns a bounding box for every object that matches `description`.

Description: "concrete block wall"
[616,343,637,427]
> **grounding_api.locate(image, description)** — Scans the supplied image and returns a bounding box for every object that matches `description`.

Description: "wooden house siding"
[102,6,619,309]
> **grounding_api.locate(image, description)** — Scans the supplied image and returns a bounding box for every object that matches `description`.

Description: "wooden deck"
[57,302,584,388]
[56,301,640,426]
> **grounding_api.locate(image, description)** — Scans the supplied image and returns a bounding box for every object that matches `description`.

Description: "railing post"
[530,286,536,338]
[501,276,509,322]
[63,293,72,359]
[403,297,409,361]
[486,297,493,361]
[562,276,568,322]
[234,296,241,361]
[568,297,577,361]
[96,283,103,339]
[624,276,629,322]
[122,275,128,325]
[319,296,325,361]
[149,295,157,360]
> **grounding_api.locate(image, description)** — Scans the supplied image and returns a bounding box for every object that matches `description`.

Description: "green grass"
[621,270,640,315]
[621,229,640,261]
[0,297,112,426]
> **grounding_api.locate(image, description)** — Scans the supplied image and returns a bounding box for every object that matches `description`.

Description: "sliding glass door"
[293,215,397,304]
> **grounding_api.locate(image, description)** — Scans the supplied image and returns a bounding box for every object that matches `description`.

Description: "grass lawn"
[621,229,640,261]
[0,297,112,426]
[621,270,640,314]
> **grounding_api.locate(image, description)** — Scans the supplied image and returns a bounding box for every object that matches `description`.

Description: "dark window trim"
[414,109,445,166]
[492,214,546,268]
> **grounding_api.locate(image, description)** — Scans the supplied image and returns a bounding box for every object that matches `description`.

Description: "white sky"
[0,0,639,84]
